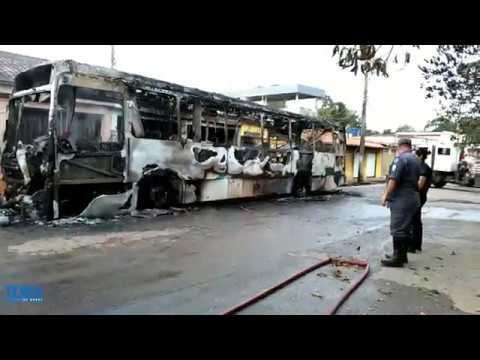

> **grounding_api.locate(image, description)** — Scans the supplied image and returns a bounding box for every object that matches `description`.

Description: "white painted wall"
[367,152,376,177]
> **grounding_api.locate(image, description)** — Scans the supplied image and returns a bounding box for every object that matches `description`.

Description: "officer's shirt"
[419,161,432,203]
[388,151,420,201]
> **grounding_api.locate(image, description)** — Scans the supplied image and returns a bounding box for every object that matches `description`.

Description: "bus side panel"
[311,176,338,192]
[312,152,336,177]
[198,177,293,202]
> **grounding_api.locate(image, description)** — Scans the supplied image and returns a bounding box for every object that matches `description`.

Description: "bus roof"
[14,59,339,129]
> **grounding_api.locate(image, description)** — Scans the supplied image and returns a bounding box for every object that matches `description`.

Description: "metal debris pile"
[276,194,334,203]
[131,208,173,218]
[48,217,105,226]
[0,204,198,228]
[0,208,17,226]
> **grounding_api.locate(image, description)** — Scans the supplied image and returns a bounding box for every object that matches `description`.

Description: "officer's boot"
[383,240,398,260]
[407,242,417,254]
[407,227,416,253]
[399,238,409,264]
[384,237,409,264]
[381,237,405,267]
[385,241,408,264]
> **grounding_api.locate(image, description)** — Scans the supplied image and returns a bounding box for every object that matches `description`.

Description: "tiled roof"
[347,137,385,149]
[0,50,46,84]
[302,129,334,144]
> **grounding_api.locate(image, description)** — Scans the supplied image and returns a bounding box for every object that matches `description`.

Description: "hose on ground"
[222,257,370,315]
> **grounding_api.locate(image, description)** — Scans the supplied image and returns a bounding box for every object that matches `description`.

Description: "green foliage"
[420,45,480,144]
[396,124,416,132]
[458,117,480,145]
[382,129,393,135]
[420,46,480,113]
[424,116,457,132]
[315,100,361,129]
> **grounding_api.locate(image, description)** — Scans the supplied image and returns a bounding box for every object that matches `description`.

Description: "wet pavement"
[0,183,479,315]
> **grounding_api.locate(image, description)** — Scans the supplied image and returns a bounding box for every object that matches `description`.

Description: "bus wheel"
[137,167,179,209]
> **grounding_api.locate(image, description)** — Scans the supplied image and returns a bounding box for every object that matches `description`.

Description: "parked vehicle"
[397,131,480,188]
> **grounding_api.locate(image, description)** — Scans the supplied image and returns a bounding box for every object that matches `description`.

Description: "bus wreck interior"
[0,60,346,220]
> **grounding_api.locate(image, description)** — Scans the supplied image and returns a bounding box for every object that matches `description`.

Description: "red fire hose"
[221,257,370,315]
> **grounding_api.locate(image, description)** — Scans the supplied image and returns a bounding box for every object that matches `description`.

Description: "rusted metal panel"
[199,178,230,201]
[0,175,6,199]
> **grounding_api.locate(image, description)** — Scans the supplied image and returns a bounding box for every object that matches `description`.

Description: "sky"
[0,45,440,132]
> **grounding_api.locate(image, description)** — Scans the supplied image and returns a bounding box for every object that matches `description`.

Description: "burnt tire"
[136,167,179,210]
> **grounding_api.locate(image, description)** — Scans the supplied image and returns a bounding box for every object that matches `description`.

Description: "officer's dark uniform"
[382,146,421,266]
[410,158,432,251]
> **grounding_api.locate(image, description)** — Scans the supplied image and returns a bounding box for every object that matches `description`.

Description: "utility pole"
[110,45,116,69]
[358,72,368,184]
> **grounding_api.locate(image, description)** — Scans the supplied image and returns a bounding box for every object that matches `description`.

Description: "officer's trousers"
[410,198,426,250]
[389,194,420,241]
[410,207,422,249]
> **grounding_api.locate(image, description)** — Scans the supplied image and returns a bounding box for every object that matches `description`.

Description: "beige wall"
[344,146,387,185]
[382,148,395,176]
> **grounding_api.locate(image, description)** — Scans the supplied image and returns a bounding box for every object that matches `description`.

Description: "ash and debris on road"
[276,194,334,203]
[1,205,199,228]
[1,191,341,229]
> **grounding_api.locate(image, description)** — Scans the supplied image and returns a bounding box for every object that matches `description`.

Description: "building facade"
[225,84,327,115]
[0,50,46,142]
[343,137,390,184]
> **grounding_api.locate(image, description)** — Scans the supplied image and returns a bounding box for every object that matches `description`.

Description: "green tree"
[315,100,361,129]
[382,129,393,135]
[420,45,480,144]
[424,116,457,132]
[396,124,416,132]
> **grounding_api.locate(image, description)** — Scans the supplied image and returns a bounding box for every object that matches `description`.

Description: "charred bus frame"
[0,60,346,220]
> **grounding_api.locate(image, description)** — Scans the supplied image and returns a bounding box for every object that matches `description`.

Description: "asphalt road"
[1,183,479,315]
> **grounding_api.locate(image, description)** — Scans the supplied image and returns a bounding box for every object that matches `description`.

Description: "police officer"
[381,138,421,267]
[408,148,432,253]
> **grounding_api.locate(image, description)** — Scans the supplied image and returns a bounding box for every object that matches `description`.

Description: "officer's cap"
[397,138,412,147]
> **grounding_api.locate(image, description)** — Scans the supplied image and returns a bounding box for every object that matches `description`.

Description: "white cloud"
[0,45,440,131]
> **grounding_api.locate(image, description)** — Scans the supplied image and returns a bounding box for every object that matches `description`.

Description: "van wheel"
[432,171,446,188]
[433,181,446,188]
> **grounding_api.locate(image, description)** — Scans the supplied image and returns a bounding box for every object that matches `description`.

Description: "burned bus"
[0,60,345,220]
